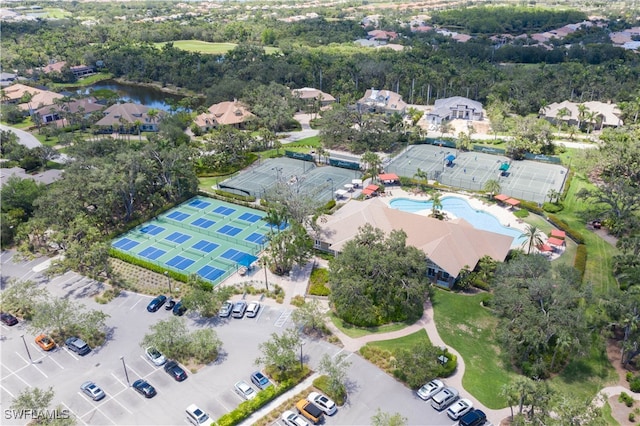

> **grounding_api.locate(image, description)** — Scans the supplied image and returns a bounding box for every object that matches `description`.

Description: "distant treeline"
[430,6,587,34]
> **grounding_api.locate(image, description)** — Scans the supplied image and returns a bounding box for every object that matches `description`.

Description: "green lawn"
[367,329,431,352]
[154,40,280,55]
[431,290,517,409]
[50,72,113,89]
[329,313,411,339]
[521,213,578,269]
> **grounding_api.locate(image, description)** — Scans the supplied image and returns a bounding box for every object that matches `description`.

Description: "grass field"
[329,313,410,339]
[154,40,280,55]
[367,329,431,352]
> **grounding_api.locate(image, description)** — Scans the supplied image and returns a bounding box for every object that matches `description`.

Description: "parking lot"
[2,250,476,425]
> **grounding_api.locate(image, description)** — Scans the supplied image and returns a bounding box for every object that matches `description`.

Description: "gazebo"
[550,229,566,239]
[547,237,565,247]
[378,173,399,184]
[505,198,520,208]
[362,184,379,197]
[494,194,510,202]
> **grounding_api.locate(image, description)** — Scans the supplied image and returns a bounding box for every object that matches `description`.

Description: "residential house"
[194,99,254,132]
[426,96,484,125]
[356,88,407,115]
[541,100,623,128]
[69,65,96,79]
[367,30,398,43]
[94,103,161,133]
[0,72,17,87]
[1,83,64,116]
[314,198,513,288]
[34,96,104,125]
[0,167,63,188]
[291,87,336,109]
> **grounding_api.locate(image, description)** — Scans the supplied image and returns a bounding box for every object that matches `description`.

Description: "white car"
[186,404,209,425]
[308,391,337,415]
[145,347,166,366]
[417,379,444,400]
[446,398,473,420]
[234,380,256,400]
[246,301,260,318]
[281,410,309,426]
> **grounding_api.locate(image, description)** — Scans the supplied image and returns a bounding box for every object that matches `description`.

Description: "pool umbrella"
[445,154,456,162]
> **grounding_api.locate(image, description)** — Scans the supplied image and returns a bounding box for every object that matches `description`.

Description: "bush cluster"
[519,200,544,215]
[309,268,330,296]
[546,214,585,244]
[542,202,564,213]
[620,392,635,407]
[574,245,587,280]
[109,249,189,282]
[214,380,294,426]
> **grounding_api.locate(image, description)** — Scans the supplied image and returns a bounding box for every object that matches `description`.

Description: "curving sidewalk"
[325,301,512,425]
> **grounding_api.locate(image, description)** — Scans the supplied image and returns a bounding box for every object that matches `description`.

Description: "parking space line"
[62,347,79,361]
[139,354,157,369]
[125,364,143,380]
[77,393,117,425]
[14,352,48,378]
[274,310,291,327]
[215,396,232,412]
[8,358,31,387]
[129,298,144,311]
[60,402,87,426]
[107,392,133,415]
[48,353,65,369]
[0,383,16,398]
[333,348,344,359]
[110,372,130,390]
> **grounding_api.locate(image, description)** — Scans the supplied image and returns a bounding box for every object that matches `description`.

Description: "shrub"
[542,202,564,213]
[313,375,347,406]
[519,200,544,215]
[438,350,457,378]
[629,413,635,423]
[620,392,634,407]
[513,209,529,218]
[628,372,635,382]
[109,249,189,282]
[290,295,305,307]
[631,377,640,393]
[574,244,587,280]
[309,268,330,296]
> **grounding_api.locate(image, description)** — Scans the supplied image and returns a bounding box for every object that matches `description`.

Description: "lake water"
[77,80,183,112]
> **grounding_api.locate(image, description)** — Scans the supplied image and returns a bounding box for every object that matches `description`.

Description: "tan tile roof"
[317,198,513,277]
[3,83,44,101]
[205,100,254,126]
[95,103,156,126]
[18,91,64,111]
[542,100,623,126]
[42,61,67,73]
[358,89,407,113]
[291,87,336,102]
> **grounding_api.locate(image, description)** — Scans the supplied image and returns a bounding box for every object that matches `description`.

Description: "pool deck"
[378,188,565,259]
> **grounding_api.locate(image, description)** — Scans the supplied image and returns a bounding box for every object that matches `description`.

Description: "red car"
[1,313,18,326]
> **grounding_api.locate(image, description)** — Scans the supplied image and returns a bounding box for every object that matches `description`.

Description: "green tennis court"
[111,196,279,285]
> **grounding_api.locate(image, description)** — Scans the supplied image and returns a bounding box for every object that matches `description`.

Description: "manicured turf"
[329,313,410,338]
[154,40,280,55]
[367,329,431,352]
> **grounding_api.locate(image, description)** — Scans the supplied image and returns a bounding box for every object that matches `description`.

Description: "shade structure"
[378,173,399,182]
[366,184,379,191]
[344,183,354,191]
[362,188,376,196]
[550,229,566,239]
[537,244,553,252]
[505,198,520,206]
[547,237,565,246]
[335,189,348,197]
[352,179,363,187]
[445,154,456,162]
[494,194,510,201]
[499,162,510,171]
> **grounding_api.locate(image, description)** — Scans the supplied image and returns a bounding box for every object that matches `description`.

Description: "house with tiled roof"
[291,87,336,108]
[94,103,162,133]
[426,96,484,126]
[0,167,63,188]
[194,99,254,132]
[540,100,623,128]
[314,198,513,288]
[34,97,104,125]
[1,83,64,114]
[356,88,407,115]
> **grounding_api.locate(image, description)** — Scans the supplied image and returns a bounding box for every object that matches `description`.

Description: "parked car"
[186,404,210,425]
[145,347,166,366]
[307,391,337,416]
[172,300,187,316]
[458,409,486,426]
[219,301,233,318]
[65,337,91,356]
[164,360,188,381]
[281,410,309,426]
[447,398,473,420]
[431,387,459,411]
[246,301,260,318]
[147,295,167,312]
[231,300,247,318]
[250,371,272,390]
[417,379,444,400]
[234,380,256,400]
[1,312,18,326]
[165,297,176,310]
[132,379,157,398]
[80,381,105,401]
[35,334,56,351]
[295,399,324,424]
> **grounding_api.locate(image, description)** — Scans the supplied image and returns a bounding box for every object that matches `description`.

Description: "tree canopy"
[329,224,430,327]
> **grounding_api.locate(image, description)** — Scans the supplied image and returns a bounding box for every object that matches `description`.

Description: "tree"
[392,341,443,388]
[430,192,443,219]
[291,299,327,335]
[329,224,430,326]
[181,276,232,317]
[317,353,351,399]
[483,179,501,199]
[547,188,561,203]
[0,279,48,320]
[266,222,313,276]
[371,409,407,426]
[361,151,382,182]
[30,297,109,347]
[520,224,544,254]
[255,328,301,374]
[243,82,295,132]
[10,386,75,425]
[439,121,453,137]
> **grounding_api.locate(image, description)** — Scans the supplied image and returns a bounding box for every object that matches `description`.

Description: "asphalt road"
[1,250,468,426]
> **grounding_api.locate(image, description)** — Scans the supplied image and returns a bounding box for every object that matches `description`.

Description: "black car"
[65,337,91,356]
[458,409,486,426]
[132,379,157,398]
[165,297,176,310]
[147,295,167,312]
[164,360,188,381]
[0,312,18,326]
[172,301,187,316]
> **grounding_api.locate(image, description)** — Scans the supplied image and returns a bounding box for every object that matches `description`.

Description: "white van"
[186,404,210,425]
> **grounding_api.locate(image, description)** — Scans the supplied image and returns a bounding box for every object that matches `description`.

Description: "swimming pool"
[389,197,525,245]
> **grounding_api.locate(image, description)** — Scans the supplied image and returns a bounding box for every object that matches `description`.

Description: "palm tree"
[547,189,560,204]
[413,167,429,182]
[133,119,143,141]
[316,146,328,165]
[556,107,570,130]
[431,192,443,218]
[521,224,544,254]
[577,104,588,130]
[147,108,159,130]
[483,179,501,199]
[361,151,381,182]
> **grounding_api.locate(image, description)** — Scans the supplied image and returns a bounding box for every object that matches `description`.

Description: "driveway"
[0,124,42,149]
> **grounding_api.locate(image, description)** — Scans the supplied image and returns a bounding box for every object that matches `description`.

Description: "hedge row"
[518,200,544,215]
[546,214,585,244]
[560,168,574,201]
[109,249,189,283]
[213,379,296,426]
[198,190,264,211]
[574,244,587,280]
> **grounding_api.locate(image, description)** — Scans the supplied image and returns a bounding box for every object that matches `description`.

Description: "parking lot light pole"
[326,178,334,200]
[120,356,130,386]
[262,257,269,292]
[299,340,306,371]
[164,271,172,294]
[20,334,33,363]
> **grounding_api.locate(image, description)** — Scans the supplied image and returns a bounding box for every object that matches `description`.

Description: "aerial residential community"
[1,0,640,425]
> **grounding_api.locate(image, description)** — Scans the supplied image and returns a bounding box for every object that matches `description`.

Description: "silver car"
[219,300,233,318]
[80,381,105,401]
[417,379,444,400]
[234,380,256,400]
[145,347,166,366]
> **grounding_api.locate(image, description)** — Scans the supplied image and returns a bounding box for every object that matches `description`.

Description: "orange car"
[35,334,55,351]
